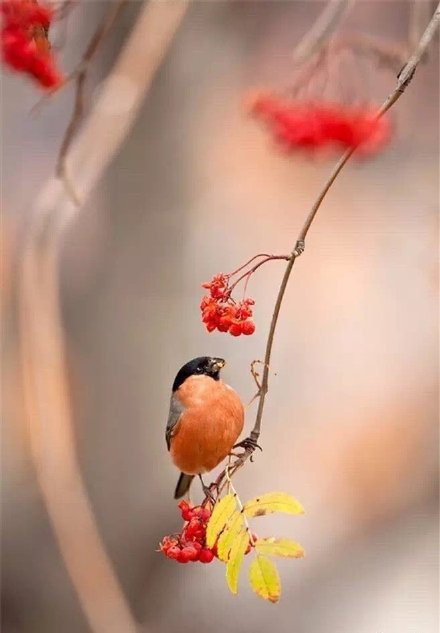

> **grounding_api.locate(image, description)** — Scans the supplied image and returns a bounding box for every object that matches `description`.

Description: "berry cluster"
[159,501,255,564]
[1,0,63,88]
[248,93,391,157]
[159,501,215,564]
[201,274,256,337]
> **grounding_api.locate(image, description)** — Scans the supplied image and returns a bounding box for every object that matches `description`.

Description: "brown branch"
[17,3,189,632]
[208,1,440,497]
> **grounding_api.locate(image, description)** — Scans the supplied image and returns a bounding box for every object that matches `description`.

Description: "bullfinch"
[166,356,244,499]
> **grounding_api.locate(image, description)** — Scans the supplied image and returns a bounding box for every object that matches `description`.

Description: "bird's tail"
[174,473,194,499]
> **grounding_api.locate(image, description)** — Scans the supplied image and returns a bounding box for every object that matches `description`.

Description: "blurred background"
[1,1,438,632]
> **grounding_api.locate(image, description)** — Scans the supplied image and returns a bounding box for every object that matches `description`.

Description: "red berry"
[199,548,215,563]
[217,317,231,332]
[178,500,194,521]
[182,545,199,562]
[199,507,211,522]
[160,536,177,553]
[177,549,192,563]
[166,546,182,560]
[191,541,202,552]
[241,320,255,335]
[229,323,242,337]
[183,518,205,541]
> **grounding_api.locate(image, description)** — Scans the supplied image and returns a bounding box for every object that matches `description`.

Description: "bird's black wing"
[166,394,185,450]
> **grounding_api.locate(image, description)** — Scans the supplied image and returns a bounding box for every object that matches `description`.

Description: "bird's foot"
[233,436,262,454]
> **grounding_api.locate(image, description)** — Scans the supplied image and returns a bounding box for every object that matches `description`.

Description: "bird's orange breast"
[170,376,244,475]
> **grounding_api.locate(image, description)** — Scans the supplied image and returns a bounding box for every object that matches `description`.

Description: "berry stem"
[224,468,256,548]
[228,253,282,277]
[228,254,291,295]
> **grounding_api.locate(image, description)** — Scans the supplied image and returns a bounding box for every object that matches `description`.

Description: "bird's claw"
[233,436,262,453]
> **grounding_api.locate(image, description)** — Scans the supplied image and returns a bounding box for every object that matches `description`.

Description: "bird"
[166,356,245,499]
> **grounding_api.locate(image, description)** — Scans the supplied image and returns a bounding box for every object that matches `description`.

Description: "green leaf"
[216,511,244,562]
[226,530,250,594]
[244,492,304,518]
[206,494,237,548]
[255,538,305,558]
[249,555,281,603]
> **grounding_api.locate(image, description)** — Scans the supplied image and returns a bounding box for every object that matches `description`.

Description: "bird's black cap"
[172,356,225,392]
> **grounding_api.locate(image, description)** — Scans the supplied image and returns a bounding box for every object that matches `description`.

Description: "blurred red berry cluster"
[1,0,63,88]
[201,274,256,337]
[160,501,255,564]
[248,93,391,157]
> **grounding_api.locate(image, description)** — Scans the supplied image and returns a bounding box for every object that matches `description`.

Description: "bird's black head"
[172,356,225,392]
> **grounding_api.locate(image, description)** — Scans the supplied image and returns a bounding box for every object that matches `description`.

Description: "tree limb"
[17,3,189,632]
[56,0,129,197]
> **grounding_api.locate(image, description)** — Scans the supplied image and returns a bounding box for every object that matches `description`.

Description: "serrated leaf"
[244,492,304,518]
[216,511,244,562]
[249,555,281,603]
[226,530,250,594]
[255,538,305,558]
[206,494,237,548]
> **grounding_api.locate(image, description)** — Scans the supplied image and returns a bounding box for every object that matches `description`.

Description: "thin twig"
[250,360,263,392]
[17,3,189,632]
[208,1,440,496]
[292,0,355,64]
[228,253,285,277]
[228,255,290,294]
[339,32,407,70]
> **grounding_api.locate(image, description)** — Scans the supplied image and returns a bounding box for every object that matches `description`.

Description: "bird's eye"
[196,367,203,373]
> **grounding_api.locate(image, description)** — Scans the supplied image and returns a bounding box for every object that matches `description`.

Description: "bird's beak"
[211,358,225,372]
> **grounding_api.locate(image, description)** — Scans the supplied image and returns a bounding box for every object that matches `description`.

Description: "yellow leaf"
[206,494,237,548]
[244,492,304,518]
[226,530,250,594]
[216,511,244,562]
[249,555,281,603]
[255,538,305,558]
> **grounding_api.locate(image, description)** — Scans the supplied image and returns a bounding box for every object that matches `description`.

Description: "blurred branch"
[56,0,128,199]
[292,0,355,64]
[18,2,189,632]
[210,1,440,491]
[408,0,435,53]
[338,32,407,71]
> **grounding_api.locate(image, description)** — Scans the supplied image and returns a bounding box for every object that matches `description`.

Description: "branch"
[292,0,355,64]
[17,3,189,632]
[408,0,435,54]
[210,1,440,492]
[56,0,128,197]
